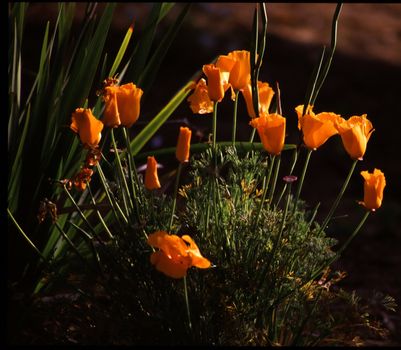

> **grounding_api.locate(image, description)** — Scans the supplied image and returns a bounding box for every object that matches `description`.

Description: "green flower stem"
[268,154,281,207]
[110,128,133,219]
[54,221,90,268]
[212,101,218,152]
[62,184,98,236]
[168,162,183,232]
[122,126,143,222]
[293,148,313,213]
[7,208,47,262]
[232,90,240,146]
[248,128,256,144]
[254,155,276,228]
[319,159,358,234]
[183,276,193,332]
[337,210,371,257]
[276,147,298,206]
[87,183,114,239]
[96,163,129,226]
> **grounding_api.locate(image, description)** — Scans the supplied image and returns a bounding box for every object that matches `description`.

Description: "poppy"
[70,108,104,148]
[144,156,161,190]
[359,169,385,211]
[250,113,286,155]
[176,127,192,163]
[337,114,374,160]
[102,83,143,128]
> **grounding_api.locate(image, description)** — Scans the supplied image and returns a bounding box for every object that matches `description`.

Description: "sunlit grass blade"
[108,23,134,78]
[129,80,193,156]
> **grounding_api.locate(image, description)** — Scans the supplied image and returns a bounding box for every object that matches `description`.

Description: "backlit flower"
[70,108,104,148]
[102,82,143,128]
[219,50,251,91]
[359,169,385,211]
[144,156,161,190]
[337,114,374,160]
[242,81,275,118]
[187,78,213,114]
[147,231,211,279]
[203,60,234,102]
[176,127,192,163]
[295,105,342,150]
[250,113,286,155]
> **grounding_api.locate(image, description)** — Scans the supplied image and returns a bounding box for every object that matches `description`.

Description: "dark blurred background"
[17,2,401,341]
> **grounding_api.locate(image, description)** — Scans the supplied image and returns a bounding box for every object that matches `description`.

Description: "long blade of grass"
[137,3,192,94]
[108,23,134,78]
[129,80,194,156]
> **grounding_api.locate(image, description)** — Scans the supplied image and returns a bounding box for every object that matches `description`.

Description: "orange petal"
[203,64,225,102]
[102,86,121,127]
[70,108,104,147]
[187,78,213,114]
[301,112,339,150]
[176,127,192,163]
[117,83,143,128]
[181,235,211,269]
[144,156,161,190]
[150,251,190,279]
[360,169,385,210]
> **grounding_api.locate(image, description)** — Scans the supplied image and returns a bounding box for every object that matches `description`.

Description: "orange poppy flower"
[70,108,104,148]
[218,50,251,91]
[176,127,192,163]
[359,169,386,211]
[144,156,161,190]
[242,81,275,118]
[147,231,211,279]
[102,82,143,128]
[337,114,374,160]
[249,113,286,155]
[295,105,342,150]
[187,78,214,114]
[202,59,234,102]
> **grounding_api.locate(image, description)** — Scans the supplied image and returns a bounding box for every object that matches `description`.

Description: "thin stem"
[337,210,370,256]
[7,208,47,262]
[212,102,218,152]
[254,155,275,228]
[96,162,129,226]
[122,126,142,222]
[183,276,193,332]
[110,128,133,218]
[168,162,183,232]
[268,154,281,207]
[276,148,298,206]
[293,148,313,213]
[232,90,240,146]
[319,159,358,234]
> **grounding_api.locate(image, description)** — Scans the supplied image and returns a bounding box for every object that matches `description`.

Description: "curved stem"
[212,102,218,152]
[293,148,313,213]
[254,155,275,228]
[232,90,240,146]
[168,162,183,232]
[319,159,358,233]
[183,276,192,332]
